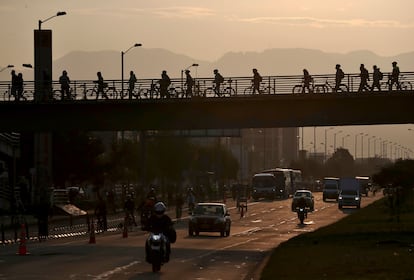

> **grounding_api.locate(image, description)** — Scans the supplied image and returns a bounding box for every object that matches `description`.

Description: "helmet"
[154,202,166,214]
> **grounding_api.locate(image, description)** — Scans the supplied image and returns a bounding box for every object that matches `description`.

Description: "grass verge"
[260,197,414,280]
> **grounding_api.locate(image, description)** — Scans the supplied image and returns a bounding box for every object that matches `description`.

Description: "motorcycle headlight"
[355,197,360,201]
[338,196,343,200]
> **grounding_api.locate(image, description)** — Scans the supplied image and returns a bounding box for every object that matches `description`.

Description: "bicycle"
[204,79,236,97]
[313,80,349,94]
[381,74,412,91]
[87,82,120,100]
[244,82,274,95]
[292,79,314,94]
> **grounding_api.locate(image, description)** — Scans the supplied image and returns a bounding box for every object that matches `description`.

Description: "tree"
[325,148,355,177]
[52,131,105,187]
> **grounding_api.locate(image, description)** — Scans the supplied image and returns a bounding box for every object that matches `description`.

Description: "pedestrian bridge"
[0,72,413,131]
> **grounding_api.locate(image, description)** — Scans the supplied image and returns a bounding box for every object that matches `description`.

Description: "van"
[338,177,361,209]
[322,177,340,201]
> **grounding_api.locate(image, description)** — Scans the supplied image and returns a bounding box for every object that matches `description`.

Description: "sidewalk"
[1,197,239,245]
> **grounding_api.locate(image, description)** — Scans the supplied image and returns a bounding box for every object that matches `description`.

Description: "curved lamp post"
[0,65,14,73]
[121,43,142,99]
[181,63,199,92]
[38,11,66,30]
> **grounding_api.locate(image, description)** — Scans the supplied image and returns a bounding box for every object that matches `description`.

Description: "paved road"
[0,192,382,280]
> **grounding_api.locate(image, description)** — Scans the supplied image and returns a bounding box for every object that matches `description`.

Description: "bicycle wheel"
[380,81,390,91]
[401,81,412,91]
[86,89,97,100]
[204,88,214,97]
[226,87,236,96]
[244,87,253,95]
[339,84,349,93]
[314,85,326,94]
[292,85,303,94]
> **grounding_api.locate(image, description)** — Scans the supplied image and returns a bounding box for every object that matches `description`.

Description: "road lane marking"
[92,261,141,280]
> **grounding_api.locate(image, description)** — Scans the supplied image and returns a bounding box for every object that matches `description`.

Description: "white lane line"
[92,261,141,280]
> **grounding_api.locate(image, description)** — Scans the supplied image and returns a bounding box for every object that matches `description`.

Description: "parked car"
[291,190,314,211]
[188,203,231,237]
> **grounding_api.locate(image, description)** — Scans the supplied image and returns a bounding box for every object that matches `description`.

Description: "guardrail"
[0,72,413,102]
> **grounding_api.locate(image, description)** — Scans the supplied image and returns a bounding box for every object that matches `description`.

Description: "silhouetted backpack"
[379,70,383,80]
[218,74,225,83]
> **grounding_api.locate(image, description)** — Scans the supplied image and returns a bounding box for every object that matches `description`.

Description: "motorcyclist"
[145,202,175,263]
[124,194,137,226]
[296,195,308,219]
[140,187,158,230]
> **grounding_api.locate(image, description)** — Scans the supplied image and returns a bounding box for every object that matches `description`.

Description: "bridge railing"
[1,71,413,102]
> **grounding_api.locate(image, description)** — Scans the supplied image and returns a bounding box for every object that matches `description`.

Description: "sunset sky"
[1,0,414,157]
[1,0,413,67]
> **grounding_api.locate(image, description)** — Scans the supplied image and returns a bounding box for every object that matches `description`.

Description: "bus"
[261,168,292,198]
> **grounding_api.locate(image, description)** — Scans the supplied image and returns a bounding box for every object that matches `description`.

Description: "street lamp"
[342,134,350,149]
[333,130,342,151]
[0,65,14,72]
[361,133,368,160]
[368,136,375,158]
[324,127,333,162]
[121,43,142,99]
[181,63,199,92]
[38,11,66,30]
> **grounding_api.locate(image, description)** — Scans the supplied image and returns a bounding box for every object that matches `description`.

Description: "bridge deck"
[0,91,413,131]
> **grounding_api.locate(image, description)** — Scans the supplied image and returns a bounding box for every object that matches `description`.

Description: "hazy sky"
[1,0,414,68]
[1,0,413,159]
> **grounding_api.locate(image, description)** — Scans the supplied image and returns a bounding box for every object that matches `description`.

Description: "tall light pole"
[313,127,316,158]
[355,134,359,159]
[324,127,333,162]
[181,63,199,93]
[34,11,66,238]
[342,134,350,149]
[361,133,368,160]
[0,65,14,72]
[38,11,66,30]
[368,136,375,158]
[121,43,142,99]
[333,130,342,151]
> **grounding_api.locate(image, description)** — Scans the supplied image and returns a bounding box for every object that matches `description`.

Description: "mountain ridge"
[2,48,413,81]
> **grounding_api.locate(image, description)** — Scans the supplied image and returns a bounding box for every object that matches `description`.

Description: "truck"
[338,177,361,209]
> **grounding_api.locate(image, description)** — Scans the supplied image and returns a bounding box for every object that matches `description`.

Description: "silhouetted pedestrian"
[16,73,24,101]
[252,68,263,94]
[175,193,184,222]
[389,61,401,91]
[302,69,313,94]
[128,70,137,98]
[95,196,108,232]
[59,70,71,100]
[358,64,370,92]
[159,70,171,98]
[184,70,194,98]
[213,69,224,96]
[10,70,18,99]
[95,71,108,99]
[371,65,383,92]
[334,64,345,92]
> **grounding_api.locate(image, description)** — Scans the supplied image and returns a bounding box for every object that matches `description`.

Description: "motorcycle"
[296,207,307,224]
[146,232,169,272]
